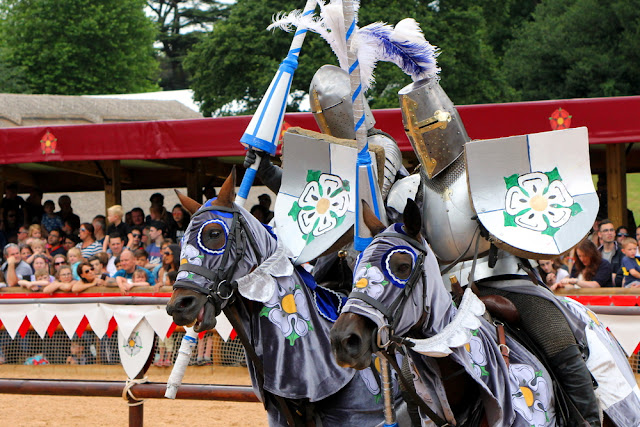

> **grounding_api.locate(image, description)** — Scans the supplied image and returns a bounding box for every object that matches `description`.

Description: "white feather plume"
[268,2,438,91]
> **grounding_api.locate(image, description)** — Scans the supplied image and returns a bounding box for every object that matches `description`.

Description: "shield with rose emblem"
[275,128,379,265]
[465,127,598,259]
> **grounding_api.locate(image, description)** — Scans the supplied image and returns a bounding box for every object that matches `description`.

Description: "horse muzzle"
[166,288,217,332]
[330,313,375,370]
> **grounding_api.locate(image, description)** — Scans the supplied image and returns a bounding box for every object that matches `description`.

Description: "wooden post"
[606,144,627,227]
[186,159,204,203]
[103,160,122,210]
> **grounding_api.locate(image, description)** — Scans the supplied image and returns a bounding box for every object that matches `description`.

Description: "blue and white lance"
[236,0,317,207]
[342,0,386,251]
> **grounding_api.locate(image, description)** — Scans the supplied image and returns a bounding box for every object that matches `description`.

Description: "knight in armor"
[244,64,407,289]
[244,64,406,203]
[389,75,603,426]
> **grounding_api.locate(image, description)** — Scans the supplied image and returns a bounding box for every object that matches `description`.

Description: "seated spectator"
[63,234,80,253]
[2,243,34,286]
[127,226,143,251]
[52,254,67,274]
[158,244,180,288]
[106,232,125,277]
[619,237,640,288]
[43,265,74,294]
[19,243,33,264]
[56,195,80,235]
[106,205,129,246]
[616,226,630,245]
[28,224,43,240]
[18,268,51,292]
[147,193,171,225]
[133,248,150,269]
[539,258,569,289]
[168,204,190,243]
[112,250,155,295]
[66,247,84,281]
[146,221,166,264]
[27,239,49,265]
[28,255,53,281]
[76,222,102,259]
[130,207,146,230]
[116,266,152,295]
[46,229,66,257]
[41,200,64,235]
[559,238,613,288]
[72,260,107,293]
[250,204,269,224]
[66,339,87,365]
[88,253,110,281]
[16,226,28,245]
[92,215,107,250]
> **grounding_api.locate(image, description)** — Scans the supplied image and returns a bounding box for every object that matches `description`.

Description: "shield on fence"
[275,128,380,265]
[465,127,598,259]
[118,318,156,379]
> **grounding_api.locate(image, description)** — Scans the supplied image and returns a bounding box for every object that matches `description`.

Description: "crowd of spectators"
[538,217,640,290]
[0,185,195,295]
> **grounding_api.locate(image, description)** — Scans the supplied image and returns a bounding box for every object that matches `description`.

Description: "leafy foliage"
[0,0,159,94]
[186,0,520,116]
[147,0,230,90]
[503,0,640,100]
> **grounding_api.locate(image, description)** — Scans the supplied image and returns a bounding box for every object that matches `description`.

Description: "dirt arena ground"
[0,365,268,426]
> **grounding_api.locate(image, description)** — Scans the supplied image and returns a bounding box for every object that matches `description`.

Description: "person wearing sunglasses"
[52,254,67,273]
[72,260,105,293]
[76,223,102,259]
[126,226,144,251]
[616,226,629,246]
[157,244,180,289]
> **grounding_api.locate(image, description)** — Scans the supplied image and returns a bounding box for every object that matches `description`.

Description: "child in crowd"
[41,200,64,234]
[26,239,48,265]
[116,268,150,295]
[134,248,149,269]
[19,244,33,263]
[619,237,640,288]
[66,339,87,365]
[66,247,83,280]
[43,265,75,294]
[17,268,51,292]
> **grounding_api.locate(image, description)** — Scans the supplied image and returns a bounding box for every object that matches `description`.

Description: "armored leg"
[477,286,601,426]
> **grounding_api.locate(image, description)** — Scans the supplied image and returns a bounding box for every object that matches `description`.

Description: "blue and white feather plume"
[268,1,439,91]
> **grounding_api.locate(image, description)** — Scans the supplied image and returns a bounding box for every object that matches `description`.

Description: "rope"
[122,376,148,406]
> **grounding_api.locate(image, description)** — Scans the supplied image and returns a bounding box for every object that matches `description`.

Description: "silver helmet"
[310,65,375,139]
[398,76,469,179]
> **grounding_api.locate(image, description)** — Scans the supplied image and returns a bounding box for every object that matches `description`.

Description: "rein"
[348,230,451,427]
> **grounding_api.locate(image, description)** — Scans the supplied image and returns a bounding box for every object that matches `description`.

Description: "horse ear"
[362,200,386,236]
[402,198,421,238]
[175,190,201,215]
[215,167,237,207]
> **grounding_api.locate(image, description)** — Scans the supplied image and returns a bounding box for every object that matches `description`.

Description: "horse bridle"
[347,230,452,427]
[348,230,427,349]
[174,204,263,306]
[172,204,308,426]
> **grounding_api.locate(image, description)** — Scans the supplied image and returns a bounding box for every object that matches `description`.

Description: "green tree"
[186,0,517,116]
[503,0,640,100]
[147,0,230,90]
[0,0,159,95]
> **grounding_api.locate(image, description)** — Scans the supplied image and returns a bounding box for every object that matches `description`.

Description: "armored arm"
[243,148,283,194]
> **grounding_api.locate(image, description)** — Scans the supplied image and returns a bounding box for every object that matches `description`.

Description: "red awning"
[1,95,639,165]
